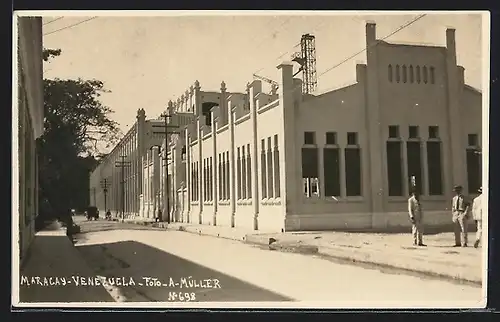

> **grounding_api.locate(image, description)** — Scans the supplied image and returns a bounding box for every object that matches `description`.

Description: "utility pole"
[152,111,180,223]
[114,156,131,223]
[100,178,111,212]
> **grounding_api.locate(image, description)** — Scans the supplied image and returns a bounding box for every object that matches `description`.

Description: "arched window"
[402,65,407,83]
[395,65,400,83]
[430,67,435,84]
[409,65,414,83]
[388,65,393,82]
[423,66,428,84]
[416,66,421,84]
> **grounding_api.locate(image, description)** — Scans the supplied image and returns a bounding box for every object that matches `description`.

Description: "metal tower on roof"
[292,33,318,94]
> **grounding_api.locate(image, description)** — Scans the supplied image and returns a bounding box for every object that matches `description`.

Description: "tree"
[38,48,123,218]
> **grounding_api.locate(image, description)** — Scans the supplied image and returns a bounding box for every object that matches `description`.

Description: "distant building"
[17,17,44,259]
[90,22,482,232]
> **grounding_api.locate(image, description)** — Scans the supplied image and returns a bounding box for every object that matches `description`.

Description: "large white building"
[16,16,44,260]
[91,23,483,232]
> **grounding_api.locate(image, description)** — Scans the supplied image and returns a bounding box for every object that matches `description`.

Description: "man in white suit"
[472,187,483,248]
[452,185,470,247]
[408,189,425,246]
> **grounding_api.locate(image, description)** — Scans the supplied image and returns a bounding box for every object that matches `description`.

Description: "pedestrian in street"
[472,187,483,248]
[451,185,470,247]
[408,189,426,246]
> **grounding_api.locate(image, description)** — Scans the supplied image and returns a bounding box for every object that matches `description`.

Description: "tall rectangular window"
[324,148,341,197]
[302,147,319,197]
[407,141,423,194]
[273,136,280,198]
[427,141,443,196]
[191,163,195,201]
[267,137,274,198]
[467,149,481,193]
[221,154,226,200]
[237,147,242,200]
[203,159,207,202]
[242,145,247,199]
[247,144,252,199]
[225,151,230,200]
[218,154,222,201]
[387,141,404,196]
[345,148,362,196]
[261,139,267,199]
[209,157,213,201]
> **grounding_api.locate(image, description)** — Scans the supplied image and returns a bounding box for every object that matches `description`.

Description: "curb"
[244,235,481,286]
[118,221,481,286]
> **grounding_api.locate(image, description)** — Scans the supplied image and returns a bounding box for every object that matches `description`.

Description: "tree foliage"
[38,48,123,217]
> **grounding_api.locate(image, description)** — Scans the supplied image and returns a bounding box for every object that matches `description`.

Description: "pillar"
[136,108,146,214]
[445,27,465,194]
[277,62,296,230]
[146,149,151,218]
[364,22,385,219]
[249,80,261,230]
[211,107,218,225]
[228,100,236,227]
[152,146,160,218]
[197,117,204,224]
[219,81,228,126]
[185,128,192,223]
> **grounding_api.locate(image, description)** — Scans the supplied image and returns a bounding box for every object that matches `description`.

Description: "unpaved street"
[73,224,484,308]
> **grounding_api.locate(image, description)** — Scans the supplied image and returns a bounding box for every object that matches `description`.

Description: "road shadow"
[76,240,293,302]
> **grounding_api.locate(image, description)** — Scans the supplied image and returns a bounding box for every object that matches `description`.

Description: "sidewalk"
[17,221,115,303]
[122,220,483,285]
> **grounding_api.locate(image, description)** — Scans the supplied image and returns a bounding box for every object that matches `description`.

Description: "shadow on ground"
[19,235,115,303]
[77,240,293,302]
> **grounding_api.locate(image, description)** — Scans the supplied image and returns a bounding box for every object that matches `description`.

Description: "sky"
[40,11,486,151]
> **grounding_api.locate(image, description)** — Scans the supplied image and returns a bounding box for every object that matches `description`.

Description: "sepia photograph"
[12,10,489,309]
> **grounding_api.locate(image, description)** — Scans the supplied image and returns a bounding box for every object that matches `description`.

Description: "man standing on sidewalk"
[408,189,425,246]
[472,187,483,248]
[452,185,470,247]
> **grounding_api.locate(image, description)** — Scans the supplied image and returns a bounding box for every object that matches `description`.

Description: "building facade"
[17,16,44,260]
[91,22,483,232]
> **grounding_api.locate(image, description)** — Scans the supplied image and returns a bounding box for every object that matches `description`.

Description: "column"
[211,107,218,225]
[185,129,192,223]
[146,150,151,218]
[228,100,236,227]
[445,28,464,193]
[197,117,204,224]
[277,62,297,227]
[364,22,385,216]
[189,86,194,113]
[249,81,260,230]
[152,146,160,218]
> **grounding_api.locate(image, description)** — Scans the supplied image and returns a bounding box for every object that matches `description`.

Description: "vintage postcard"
[12,10,490,309]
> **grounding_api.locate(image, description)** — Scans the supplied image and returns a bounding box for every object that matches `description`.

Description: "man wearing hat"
[451,185,470,247]
[472,187,484,248]
[408,188,425,246]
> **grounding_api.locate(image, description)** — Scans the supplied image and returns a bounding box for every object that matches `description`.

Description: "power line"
[43,16,98,36]
[317,14,427,79]
[43,17,64,25]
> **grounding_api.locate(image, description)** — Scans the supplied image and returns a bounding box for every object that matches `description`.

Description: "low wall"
[285,211,478,233]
